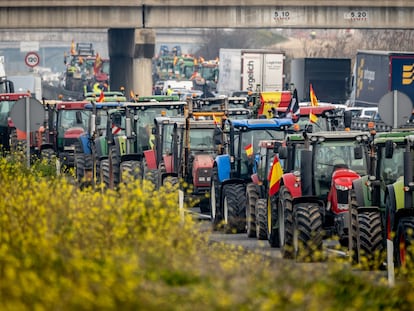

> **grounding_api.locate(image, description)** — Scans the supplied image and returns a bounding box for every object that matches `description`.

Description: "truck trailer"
[290,57,351,105]
[350,50,414,107]
[217,49,285,96]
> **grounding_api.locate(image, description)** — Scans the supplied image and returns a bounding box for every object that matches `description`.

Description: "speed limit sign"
[25,52,40,68]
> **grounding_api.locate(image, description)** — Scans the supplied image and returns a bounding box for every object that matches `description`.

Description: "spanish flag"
[70,39,76,55]
[309,112,319,123]
[213,114,220,125]
[244,144,253,157]
[310,84,319,107]
[309,84,319,123]
[268,156,283,196]
[93,52,102,75]
[97,90,105,103]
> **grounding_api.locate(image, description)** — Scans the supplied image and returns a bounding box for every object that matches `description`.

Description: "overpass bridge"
[1,0,413,95]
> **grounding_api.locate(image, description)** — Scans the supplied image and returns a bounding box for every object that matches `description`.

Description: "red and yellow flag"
[309,84,319,123]
[309,112,319,123]
[258,91,292,118]
[213,114,220,125]
[268,156,283,196]
[93,53,102,75]
[70,39,76,55]
[244,144,253,157]
[97,90,105,103]
[310,84,319,107]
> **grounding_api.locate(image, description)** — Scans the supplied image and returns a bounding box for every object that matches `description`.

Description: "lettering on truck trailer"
[247,60,255,91]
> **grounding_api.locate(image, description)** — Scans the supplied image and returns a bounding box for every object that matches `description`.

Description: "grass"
[0,154,413,310]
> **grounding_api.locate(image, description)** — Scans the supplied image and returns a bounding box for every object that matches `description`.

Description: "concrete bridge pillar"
[108,28,155,97]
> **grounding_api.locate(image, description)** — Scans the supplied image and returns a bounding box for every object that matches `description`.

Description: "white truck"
[217,49,285,96]
[9,74,42,101]
[0,56,14,93]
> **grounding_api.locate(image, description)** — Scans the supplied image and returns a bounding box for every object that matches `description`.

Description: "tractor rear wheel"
[210,166,221,231]
[293,203,323,262]
[255,198,268,240]
[395,217,414,268]
[120,160,142,184]
[278,186,294,257]
[222,183,246,233]
[246,183,258,238]
[100,158,110,188]
[110,146,120,187]
[358,211,385,269]
[143,158,159,187]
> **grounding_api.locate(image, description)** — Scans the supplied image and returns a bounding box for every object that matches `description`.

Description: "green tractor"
[100,96,186,189]
[384,134,414,268]
[350,131,412,267]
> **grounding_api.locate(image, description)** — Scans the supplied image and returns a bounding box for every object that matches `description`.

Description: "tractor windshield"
[380,145,404,184]
[0,100,15,127]
[296,116,329,132]
[58,109,90,132]
[234,129,287,177]
[239,129,286,156]
[189,128,215,151]
[313,140,368,196]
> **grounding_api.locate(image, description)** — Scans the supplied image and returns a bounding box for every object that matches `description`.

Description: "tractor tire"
[349,189,361,264]
[293,203,323,262]
[9,128,19,153]
[100,158,110,189]
[255,198,268,240]
[162,175,179,189]
[75,154,86,183]
[278,186,294,257]
[210,166,222,231]
[358,211,385,269]
[142,158,159,187]
[245,183,258,238]
[110,146,120,187]
[120,160,142,184]
[222,183,246,233]
[349,206,361,265]
[395,217,414,268]
[40,148,56,163]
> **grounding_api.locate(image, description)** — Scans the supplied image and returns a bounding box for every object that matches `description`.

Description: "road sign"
[378,90,413,128]
[24,52,40,68]
[10,97,44,132]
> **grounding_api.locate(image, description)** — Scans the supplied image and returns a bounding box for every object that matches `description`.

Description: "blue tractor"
[209,117,293,233]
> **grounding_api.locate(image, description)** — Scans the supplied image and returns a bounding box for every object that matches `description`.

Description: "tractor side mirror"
[344,110,352,128]
[385,140,394,158]
[76,111,83,125]
[273,142,282,154]
[354,145,363,159]
[278,146,288,159]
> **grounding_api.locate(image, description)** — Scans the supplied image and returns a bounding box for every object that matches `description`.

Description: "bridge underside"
[1,5,414,29]
[2,2,414,96]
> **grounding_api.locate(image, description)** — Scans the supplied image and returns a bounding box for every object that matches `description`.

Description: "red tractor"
[276,129,371,260]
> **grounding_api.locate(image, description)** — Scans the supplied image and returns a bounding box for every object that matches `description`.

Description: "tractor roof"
[374,130,414,144]
[232,118,293,129]
[56,101,90,110]
[307,130,369,141]
[0,93,30,101]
